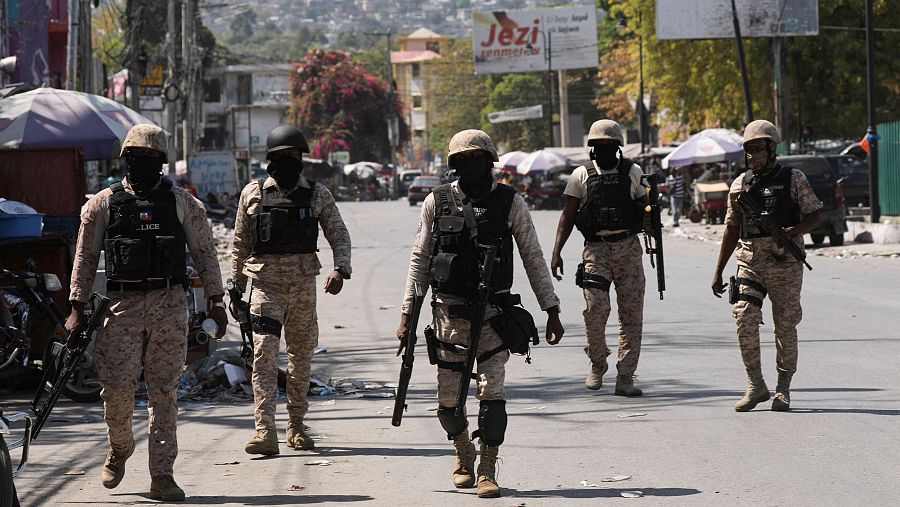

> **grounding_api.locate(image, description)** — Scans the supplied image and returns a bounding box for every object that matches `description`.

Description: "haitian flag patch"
[139,211,153,222]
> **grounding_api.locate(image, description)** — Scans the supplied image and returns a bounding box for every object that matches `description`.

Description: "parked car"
[823,154,869,207]
[399,170,422,197]
[407,176,441,206]
[778,155,847,246]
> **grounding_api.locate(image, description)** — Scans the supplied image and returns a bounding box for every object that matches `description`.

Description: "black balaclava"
[453,152,494,200]
[125,154,163,195]
[745,141,776,174]
[268,155,303,189]
[590,143,621,170]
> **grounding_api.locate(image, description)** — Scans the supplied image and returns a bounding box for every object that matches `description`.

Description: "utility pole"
[730,0,754,125]
[165,0,177,169]
[79,0,92,92]
[865,0,880,222]
[182,0,193,161]
[367,31,398,199]
[558,69,568,147]
[545,30,553,147]
[637,11,647,154]
[66,0,78,89]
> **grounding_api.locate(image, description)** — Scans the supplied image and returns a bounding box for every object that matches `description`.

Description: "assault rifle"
[226,278,255,370]
[642,173,666,300]
[736,191,812,271]
[391,283,425,427]
[31,293,110,439]
[455,244,497,417]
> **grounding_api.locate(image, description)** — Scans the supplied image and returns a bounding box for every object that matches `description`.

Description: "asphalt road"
[8,200,900,506]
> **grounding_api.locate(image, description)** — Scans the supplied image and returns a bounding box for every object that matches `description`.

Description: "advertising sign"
[487,105,543,124]
[472,6,599,74]
[656,0,819,40]
[188,151,239,197]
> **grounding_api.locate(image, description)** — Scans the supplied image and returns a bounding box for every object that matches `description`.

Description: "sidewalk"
[663,219,900,259]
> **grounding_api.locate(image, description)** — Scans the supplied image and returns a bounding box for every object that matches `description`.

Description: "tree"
[229,9,257,44]
[289,50,410,162]
[482,74,548,151]
[427,39,490,155]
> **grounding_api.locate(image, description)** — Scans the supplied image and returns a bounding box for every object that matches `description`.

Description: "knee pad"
[474,400,507,447]
[436,405,468,439]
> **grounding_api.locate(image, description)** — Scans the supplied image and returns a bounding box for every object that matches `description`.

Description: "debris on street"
[602,475,632,482]
[213,461,240,466]
[621,491,643,498]
[64,470,86,476]
[288,484,303,491]
[305,460,332,466]
[617,413,647,419]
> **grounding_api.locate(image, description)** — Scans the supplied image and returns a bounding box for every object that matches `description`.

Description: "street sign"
[656,0,819,40]
[139,64,164,96]
[332,151,350,164]
[487,104,543,124]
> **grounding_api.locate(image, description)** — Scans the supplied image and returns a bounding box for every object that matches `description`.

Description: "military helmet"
[743,120,781,145]
[587,119,624,146]
[448,129,499,162]
[266,125,310,158]
[120,124,167,157]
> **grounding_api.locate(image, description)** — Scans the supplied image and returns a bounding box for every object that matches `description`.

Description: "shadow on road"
[790,407,900,416]
[98,493,374,504]
[435,487,702,499]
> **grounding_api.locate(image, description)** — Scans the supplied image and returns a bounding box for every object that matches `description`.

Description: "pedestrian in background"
[666,166,686,226]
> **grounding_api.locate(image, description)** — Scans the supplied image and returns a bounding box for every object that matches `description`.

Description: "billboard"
[656,0,819,40]
[472,6,599,74]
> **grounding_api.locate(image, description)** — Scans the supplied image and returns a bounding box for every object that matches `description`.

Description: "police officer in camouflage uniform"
[712,120,822,412]
[396,130,564,499]
[231,125,352,455]
[550,119,649,396]
[65,124,227,501]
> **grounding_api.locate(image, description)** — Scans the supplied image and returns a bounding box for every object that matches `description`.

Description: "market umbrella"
[661,133,743,169]
[697,128,744,146]
[497,150,527,173]
[342,161,382,179]
[0,86,158,160]
[517,149,568,175]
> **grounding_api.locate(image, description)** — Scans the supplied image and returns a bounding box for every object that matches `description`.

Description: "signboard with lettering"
[472,6,598,74]
[656,0,819,40]
[188,151,239,198]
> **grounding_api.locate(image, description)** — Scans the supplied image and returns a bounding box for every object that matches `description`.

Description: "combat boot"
[244,428,279,455]
[451,432,476,488]
[101,438,135,489]
[149,474,185,501]
[771,372,792,412]
[614,375,643,397]
[734,368,770,412]
[585,360,609,390]
[476,445,501,498]
[286,417,315,450]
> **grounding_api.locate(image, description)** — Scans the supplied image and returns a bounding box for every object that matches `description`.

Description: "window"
[237,74,252,105]
[426,41,440,54]
[411,63,420,77]
[412,95,423,109]
[203,78,222,103]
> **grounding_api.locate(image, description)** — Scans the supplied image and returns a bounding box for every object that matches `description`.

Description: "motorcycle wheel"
[0,433,15,507]
[43,340,102,403]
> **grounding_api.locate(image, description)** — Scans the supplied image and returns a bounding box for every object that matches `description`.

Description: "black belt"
[586,231,634,243]
[106,279,184,292]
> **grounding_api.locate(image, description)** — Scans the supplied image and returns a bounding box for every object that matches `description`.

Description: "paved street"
[9,200,900,506]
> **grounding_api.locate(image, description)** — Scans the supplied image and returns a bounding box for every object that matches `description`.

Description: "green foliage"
[228,9,258,44]
[426,39,490,155]
[482,73,549,151]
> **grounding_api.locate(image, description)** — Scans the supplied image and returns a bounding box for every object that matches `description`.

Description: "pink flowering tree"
[289,50,409,163]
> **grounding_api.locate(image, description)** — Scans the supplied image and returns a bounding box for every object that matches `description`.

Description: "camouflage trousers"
[581,236,645,376]
[249,275,318,431]
[732,260,803,374]
[433,302,510,408]
[94,286,187,477]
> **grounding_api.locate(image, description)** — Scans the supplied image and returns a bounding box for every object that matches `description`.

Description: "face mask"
[125,155,163,194]
[453,154,493,199]
[745,144,772,172]
[268,156,303,189]
[591,144,620,169]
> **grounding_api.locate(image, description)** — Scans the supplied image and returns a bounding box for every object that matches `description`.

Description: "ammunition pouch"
[105,236,179,281]
[251,314,283,337]
[430,252,458,284]
[575,263,611,292]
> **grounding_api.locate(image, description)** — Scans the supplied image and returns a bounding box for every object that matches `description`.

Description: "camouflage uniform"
[70,179,223,477]
[231,174,351,431]
[563,161,648,376]
[401,181,560,406]
[725,169,823,374]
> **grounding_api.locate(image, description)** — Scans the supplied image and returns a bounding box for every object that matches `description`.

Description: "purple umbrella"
[662,133,744,169]
[0,87,159,160]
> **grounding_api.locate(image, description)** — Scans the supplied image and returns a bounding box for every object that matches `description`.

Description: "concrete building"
[391,27,449,171]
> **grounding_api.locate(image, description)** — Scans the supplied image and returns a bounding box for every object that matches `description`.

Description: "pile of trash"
[309,378,397,399]
[211,223,234,261]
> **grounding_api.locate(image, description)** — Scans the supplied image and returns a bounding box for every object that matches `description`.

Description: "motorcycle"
[0,263,101,403]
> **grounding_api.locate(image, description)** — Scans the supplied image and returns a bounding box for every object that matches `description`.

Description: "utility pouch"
[430,252,458,283]
[728,275,738,305]
[105,238,151,279]
[438,216,465,246]
[153,236,176,278]
[575,263,585,288]
[252,213,273,243]
[490,305,539,357]
[424,325,438,365]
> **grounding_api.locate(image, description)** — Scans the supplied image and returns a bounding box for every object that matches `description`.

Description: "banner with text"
[189,151,239,198]
[472,6,598,74]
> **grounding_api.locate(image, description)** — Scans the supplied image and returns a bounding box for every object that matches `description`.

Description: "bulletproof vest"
[104,179,187,282]
[429,184,516,300]
[250,179,319,255]
[574,158,641,236]
[740,166,802,239]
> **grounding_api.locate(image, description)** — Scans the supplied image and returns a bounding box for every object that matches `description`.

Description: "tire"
[43,339,102,403]
[810,233,825,245]
[0,433,15,507]
[829,233,845,247]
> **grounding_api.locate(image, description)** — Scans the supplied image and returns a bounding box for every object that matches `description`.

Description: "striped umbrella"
[497,150,528,174]
[517,149,568,175]
[661,133,744,169]
[0,87,158,160]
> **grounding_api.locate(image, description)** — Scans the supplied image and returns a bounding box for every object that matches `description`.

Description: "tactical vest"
[250,179,319,255]
[574,158,641,237]
[104,180,187,282]
[740,166,802,239]
[429,184,516,300]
